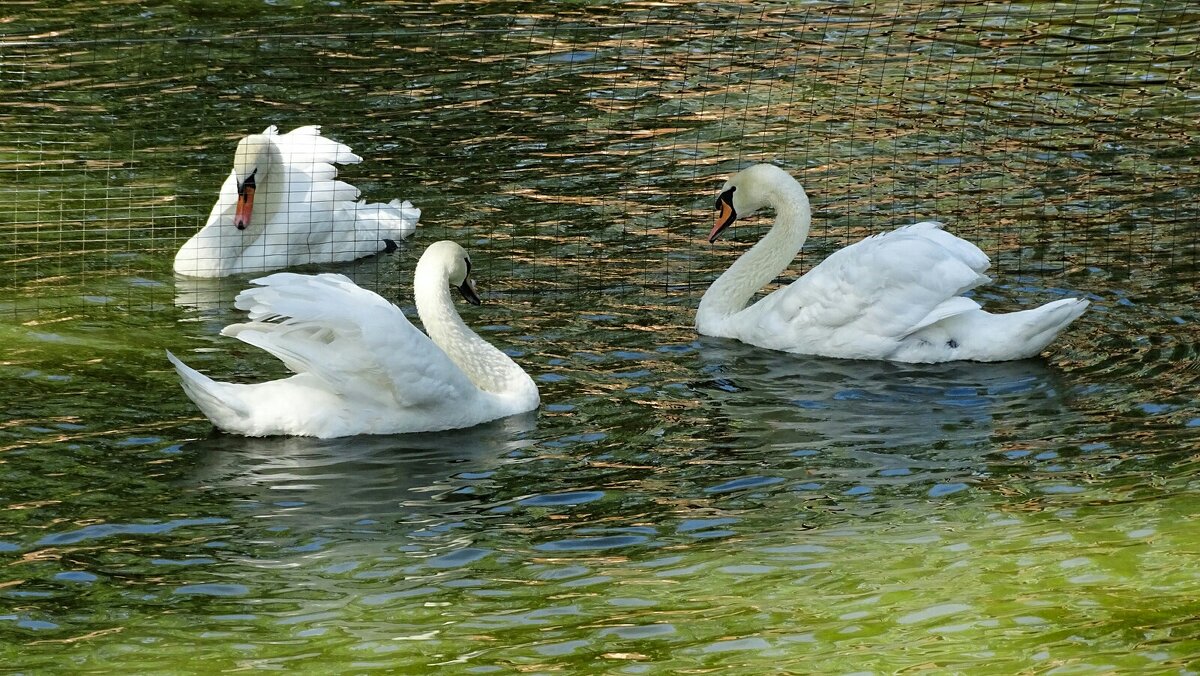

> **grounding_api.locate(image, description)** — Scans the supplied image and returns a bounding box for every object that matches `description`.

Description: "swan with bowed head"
[698,164,1089,363]
[167,241,540,438]
[173,125,420,278]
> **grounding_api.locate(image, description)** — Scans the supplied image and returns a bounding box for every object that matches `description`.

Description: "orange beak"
[234,183,255,230]
[709,190,737,243]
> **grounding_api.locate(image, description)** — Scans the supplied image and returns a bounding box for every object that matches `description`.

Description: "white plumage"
[697,164,1089,363]
[168,241,540,438]
[174,125,420,278]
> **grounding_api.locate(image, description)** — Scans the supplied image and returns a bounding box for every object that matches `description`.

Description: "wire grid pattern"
[2,3,1198,318]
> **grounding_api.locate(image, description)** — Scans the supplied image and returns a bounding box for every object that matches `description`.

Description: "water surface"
[2,1,1199,672]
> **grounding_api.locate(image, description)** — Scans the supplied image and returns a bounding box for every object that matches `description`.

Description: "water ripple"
[36,517,229,546]
[1,2,1199,673]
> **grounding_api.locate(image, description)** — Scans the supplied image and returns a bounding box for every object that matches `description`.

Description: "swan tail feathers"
[1016,298,1090,349]
[167,350,249,425]
[958,273,992,297]
[962,297,1090,360]
[353,198,421,247]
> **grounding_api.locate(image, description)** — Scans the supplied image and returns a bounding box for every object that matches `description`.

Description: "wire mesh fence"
[3,3,1198,318]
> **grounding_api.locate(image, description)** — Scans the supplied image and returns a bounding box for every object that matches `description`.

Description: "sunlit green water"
[3,1,1200,673]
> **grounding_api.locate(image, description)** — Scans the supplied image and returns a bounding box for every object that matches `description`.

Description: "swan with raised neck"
[167,240,539,437]
[415,241,538,401]
[697,164,1089,363]
[697,164,812,338]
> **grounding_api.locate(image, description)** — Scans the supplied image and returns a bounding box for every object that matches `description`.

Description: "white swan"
[173,125,420,278]
[697,164,1089,363]
[167,241,540,438]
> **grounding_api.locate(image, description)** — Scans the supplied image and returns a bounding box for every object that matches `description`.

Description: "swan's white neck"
[414,265,534,398]
[176,139,287,275]
[242,140,286,228]
[696,178,812,335]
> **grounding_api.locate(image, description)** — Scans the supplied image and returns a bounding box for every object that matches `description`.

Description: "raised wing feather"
[270,126,361,214]
[272,125,362,168]
[222,273,477,409]
[751,221,992,341]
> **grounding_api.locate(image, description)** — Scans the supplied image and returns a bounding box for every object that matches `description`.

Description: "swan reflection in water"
[173,254,403,315]
[174,275,257,317]
[183,412,538,529]
[693,337,1082,484]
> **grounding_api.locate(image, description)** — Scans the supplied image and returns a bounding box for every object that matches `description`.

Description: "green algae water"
[2,2,1200,672]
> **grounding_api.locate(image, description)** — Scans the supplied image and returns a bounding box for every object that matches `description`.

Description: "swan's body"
[174,125,420,278]
[168,241,539,437]
[697,164,1089,363]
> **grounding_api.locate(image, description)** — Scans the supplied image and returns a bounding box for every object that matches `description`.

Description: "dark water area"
[2,1,1199,672]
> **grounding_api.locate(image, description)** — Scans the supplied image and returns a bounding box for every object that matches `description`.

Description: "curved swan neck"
[245,139,285,225]
[697,174,812,331]
[414,262,530,395]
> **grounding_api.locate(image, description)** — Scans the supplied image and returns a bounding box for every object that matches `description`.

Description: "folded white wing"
[750,221,992,342]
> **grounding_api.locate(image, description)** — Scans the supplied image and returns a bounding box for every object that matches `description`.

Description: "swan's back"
[746,222,990,349]
[742,222,1087,362]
